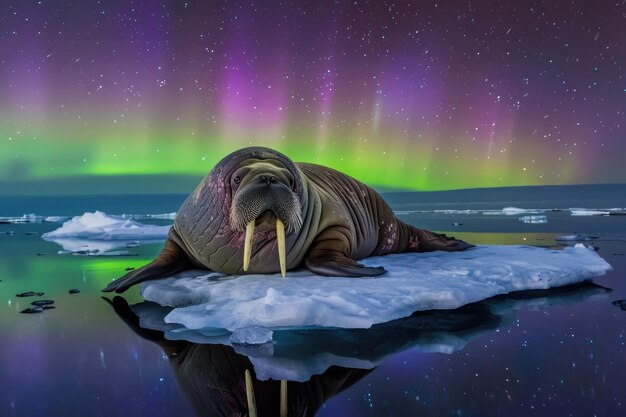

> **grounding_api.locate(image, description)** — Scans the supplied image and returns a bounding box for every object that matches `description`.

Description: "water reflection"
[105,282,609,416]
[105,296,371,417]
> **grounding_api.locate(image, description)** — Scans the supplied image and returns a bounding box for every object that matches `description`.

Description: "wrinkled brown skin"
[103,147,473,293]
[104,296,371,417]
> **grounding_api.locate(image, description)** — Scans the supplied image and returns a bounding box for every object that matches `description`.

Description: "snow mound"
[140,244,612,344]
[42,211,171,240]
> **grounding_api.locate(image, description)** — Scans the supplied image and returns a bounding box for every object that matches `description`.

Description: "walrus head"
[178,146,310,277]
[228,158,304,276]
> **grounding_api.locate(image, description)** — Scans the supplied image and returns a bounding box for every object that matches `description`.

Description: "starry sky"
[0,0,624,191]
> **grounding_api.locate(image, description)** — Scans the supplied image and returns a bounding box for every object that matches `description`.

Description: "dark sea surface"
[0,184,624,417]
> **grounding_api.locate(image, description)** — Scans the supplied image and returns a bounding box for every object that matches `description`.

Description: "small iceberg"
[42,211,170,255]
[44,216,71,223]
[138,244,612,346]
[42,211,171,241]
[230,326,274,346]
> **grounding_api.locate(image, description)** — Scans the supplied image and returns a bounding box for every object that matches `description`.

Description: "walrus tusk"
[276,218,286,277]
[243,221,255,272]
[244,369,257,417]
[280,379,288,417]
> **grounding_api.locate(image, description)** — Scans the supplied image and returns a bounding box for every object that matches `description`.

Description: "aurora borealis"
[0,1,624,191]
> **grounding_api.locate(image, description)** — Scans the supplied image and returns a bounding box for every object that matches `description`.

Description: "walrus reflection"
[104,296,371,417]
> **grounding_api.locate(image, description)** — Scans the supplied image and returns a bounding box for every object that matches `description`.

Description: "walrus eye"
[233,176,241,184]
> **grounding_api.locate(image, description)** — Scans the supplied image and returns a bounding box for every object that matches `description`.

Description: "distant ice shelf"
[120,212,177,220]
[394,207,626,216]
[0,214,45,224]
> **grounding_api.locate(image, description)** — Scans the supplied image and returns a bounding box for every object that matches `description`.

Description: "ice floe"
[137,244,612,348]
[569,208,626,216]
[46,237,161,256]
[555,233,600,241]
[482,207,549,215]
[0,214,45,224]
[41,211,170,255]
[42,211,171,240]
[121,212,177,220]
[44,216,71,223]
[395,207,626,217]
[519,215,548,224]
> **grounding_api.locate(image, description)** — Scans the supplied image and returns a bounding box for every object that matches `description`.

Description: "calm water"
[1,186,625,417]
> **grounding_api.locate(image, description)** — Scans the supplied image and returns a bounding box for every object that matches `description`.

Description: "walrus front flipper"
[305,249,386,277]
[102,235,197,293]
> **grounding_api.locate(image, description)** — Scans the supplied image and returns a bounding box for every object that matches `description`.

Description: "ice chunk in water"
[230,326,274,346]
[42,211,170,240]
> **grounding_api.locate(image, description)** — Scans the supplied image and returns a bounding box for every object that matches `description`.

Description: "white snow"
[42,211,171,240]
[139,244,612,345]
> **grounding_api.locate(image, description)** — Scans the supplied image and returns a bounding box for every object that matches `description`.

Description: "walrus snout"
[229,180,302,234]
[229,177,303,278]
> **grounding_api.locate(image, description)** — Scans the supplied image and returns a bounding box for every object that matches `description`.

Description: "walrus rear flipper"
[416,229,475,252]
[102,235,197,293]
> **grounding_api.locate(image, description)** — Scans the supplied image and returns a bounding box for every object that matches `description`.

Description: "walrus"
[103,146,473,293]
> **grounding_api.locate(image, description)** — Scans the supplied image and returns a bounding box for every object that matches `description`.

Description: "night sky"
[1,0,624,190]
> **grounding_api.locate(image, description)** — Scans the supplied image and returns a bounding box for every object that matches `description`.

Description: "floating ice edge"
[140,244,612,345]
